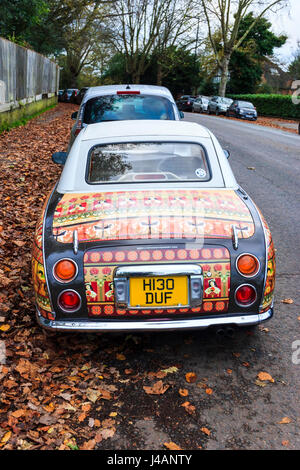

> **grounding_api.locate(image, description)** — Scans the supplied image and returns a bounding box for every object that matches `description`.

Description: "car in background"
[34,120,275,333]
[192,96,210,113]
[62,88,79,103]
[226,100,257,121]
[73,87,89,105]
[207,96,233,115]
[58,90,64,102]
[68,84,181,151]
[176,95,197,112]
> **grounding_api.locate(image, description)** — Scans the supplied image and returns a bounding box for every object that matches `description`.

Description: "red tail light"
[75,127,81,136]
[235,285,257,307]
[58,290,81,312]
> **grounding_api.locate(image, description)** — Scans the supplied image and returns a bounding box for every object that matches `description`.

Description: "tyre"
[216,108,219,116]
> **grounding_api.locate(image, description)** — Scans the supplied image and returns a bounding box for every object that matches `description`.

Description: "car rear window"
[83,94,175,123]
[87,142,210,184]
[238,101,254,108]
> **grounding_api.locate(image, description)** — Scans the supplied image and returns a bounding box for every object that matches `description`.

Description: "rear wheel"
[207,107,211,115]
[216,108,219,116]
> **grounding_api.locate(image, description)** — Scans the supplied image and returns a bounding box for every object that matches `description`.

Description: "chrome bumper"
[36,308,273,332]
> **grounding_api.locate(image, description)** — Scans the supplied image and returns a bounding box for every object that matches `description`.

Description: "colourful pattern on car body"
[260,217,276,312]
[32,196,54,320]
[83,246,231,317]
[52,189,255,243]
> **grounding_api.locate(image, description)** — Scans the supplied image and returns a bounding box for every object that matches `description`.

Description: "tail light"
[53,259,77,282]
[235,284,257,307]
[236,254,259,277]
[58,290,81,312]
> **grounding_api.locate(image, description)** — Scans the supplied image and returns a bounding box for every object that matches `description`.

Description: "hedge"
[227,94,300,120]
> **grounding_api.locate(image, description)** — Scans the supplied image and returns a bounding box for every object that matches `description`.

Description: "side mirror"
[52,151,67,165]
[179,111,184,119]
[71,111,78,120]
[223,149,230,159]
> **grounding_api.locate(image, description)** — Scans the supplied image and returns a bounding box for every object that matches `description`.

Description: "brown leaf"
[257,371,274,383]
[278,417,292,424]
[181,401,195,414]
[205,388,213,395]
[81,439,96,450]
[179,388,189,397]
[143,380,169,395]
[200,427,211,436]
[164,441,182,450]
[185,372,197,383]
[281,298,293,304]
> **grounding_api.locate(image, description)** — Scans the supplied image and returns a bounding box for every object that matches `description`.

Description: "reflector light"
[54,259,77,282]
[235,284,256,306]
[58,290,81,311]
[237,254,259,277]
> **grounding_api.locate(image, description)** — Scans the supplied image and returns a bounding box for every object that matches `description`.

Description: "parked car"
[68,84,182,151]
[207,96,233,115]
[62,88,79,102]
[176,95,197,111]
[33,120,275,333]
[73,87,89,105]
[192,96,210,113]
[58,90,64,102]
[227,100,258,121]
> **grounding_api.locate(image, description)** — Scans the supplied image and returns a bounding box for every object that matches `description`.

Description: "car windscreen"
[83,95,175,123]
[238,101,255,108]
[87,142,210,184]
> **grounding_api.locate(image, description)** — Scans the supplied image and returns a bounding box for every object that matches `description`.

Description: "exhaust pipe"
[216,326,236,338]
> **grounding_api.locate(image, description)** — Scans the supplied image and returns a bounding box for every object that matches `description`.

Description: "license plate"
[129,276,188,308]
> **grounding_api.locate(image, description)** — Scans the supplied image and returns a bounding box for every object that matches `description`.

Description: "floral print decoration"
[53,190,254,243]
[84,245,231,317]
[32,195,54,320]
[260,216,276,312]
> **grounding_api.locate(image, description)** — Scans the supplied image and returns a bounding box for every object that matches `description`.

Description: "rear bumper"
[36,308,273,333]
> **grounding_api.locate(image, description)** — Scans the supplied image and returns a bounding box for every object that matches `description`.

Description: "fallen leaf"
[179,388,189,397]
[185,372,197,383]
[181,401,195,414]
[200,427,211,436]
[257,371,275,383]
[205,388,213,395]
[164,441,182,450]
[282,440,289,447]
[143,380,169,395]
[161,366,179,375]
[116,353,126,361]
[0,324,10,331]
[81,439,96,450]
[281,298,293,304]
[278,417,292,424]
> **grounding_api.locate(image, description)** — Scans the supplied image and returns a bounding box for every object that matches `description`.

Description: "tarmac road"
[105,113,300,451]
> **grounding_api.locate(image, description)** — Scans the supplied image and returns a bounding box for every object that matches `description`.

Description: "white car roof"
[82,84,175,103]
[58,120,238,192]
[81,120,211,141]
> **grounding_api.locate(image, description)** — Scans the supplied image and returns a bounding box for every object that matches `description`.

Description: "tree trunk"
[218,56,230,97]
[157,64,163,86]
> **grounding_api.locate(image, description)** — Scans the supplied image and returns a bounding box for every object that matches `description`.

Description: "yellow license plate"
[129,276,188,308]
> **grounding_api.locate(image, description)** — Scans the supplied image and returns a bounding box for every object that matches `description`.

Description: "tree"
[199,0,288,96]
[227,13,287,94]
[109,0,198,84]
[288,43,300,79]
[0,0,49,45]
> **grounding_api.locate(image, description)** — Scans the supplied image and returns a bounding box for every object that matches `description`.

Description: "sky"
[269,0,300,66]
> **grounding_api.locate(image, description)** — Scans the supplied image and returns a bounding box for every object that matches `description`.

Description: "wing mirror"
[223,149,230,159]
[52,151,68,165]
[71,111,78,120]
[179,111,184,119]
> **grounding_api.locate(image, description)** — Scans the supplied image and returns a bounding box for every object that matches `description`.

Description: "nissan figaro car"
[32,120,275,332]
